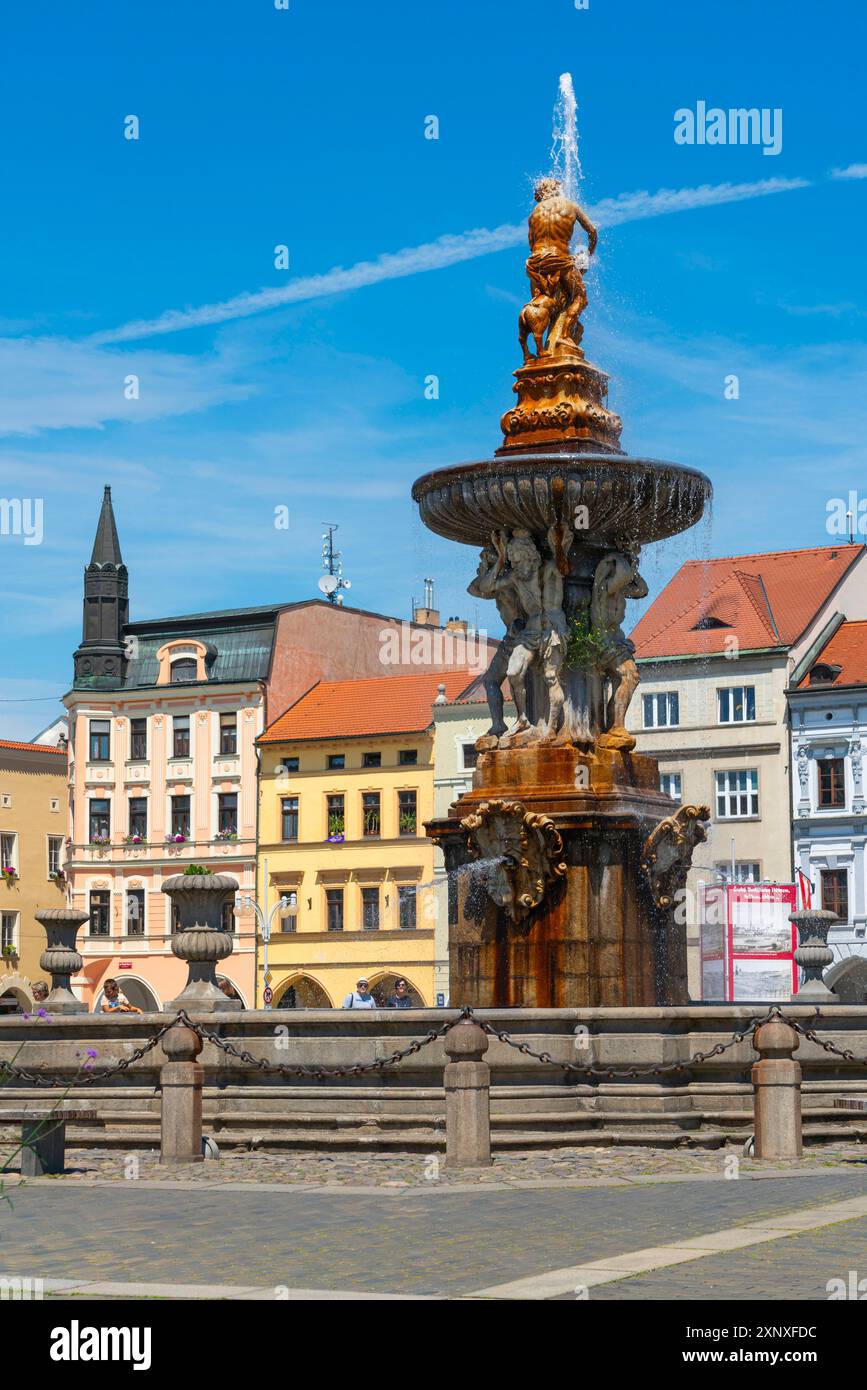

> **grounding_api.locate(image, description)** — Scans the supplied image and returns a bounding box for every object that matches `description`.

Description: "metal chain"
[0,1003,862,1090]
[0,1015,180,1087]
[476,1007,783,1078]
[178,1010,457,1079]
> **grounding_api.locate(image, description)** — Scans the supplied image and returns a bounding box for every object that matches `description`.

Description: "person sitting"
[32,981,49,1004]
[216,976,241,1002]
[100,978,142,1014]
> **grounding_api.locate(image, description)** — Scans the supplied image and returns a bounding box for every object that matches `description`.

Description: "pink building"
[64,488,269,1008]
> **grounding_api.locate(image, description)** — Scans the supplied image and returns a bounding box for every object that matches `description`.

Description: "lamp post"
[238,892,291,1008]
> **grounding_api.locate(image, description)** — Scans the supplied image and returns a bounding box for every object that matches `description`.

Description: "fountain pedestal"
[429,743,692,1007]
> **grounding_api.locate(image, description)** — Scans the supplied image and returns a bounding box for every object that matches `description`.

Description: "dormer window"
[693,615,730,630]
[171,658,197,684]
[809,663,842,686]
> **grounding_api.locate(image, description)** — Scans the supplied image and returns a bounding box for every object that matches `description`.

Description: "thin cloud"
[830,164,867,180]
[90,176,811,346]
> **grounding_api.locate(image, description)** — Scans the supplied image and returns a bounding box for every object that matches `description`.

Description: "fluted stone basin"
[412,451,711,550]
[162,872,241,1012]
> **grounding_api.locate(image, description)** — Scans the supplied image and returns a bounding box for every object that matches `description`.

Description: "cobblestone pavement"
[3,1141,867,1186]
[3,1163,867,1297]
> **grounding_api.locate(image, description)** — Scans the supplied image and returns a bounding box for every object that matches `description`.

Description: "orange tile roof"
[798,620,867,688]
[631,545,864,660]
[260,669,478,742]
[0,739,66,756]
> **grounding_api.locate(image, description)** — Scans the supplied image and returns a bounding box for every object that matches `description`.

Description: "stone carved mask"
[641,804,710,910]
[462,799,566,922]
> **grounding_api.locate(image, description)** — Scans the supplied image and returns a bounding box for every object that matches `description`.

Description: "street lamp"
[237,891,293,1009]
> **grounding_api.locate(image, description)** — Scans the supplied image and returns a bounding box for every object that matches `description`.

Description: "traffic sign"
[263,986,273,1006]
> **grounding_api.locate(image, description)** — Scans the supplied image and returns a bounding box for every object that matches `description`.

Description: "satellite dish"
[318,574,339,595]
[342,579,351,590]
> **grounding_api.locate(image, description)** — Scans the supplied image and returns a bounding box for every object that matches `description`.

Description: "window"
[130,718,147,760]
[1,912,18,953]
[361,887,380,931]
[126,889,145,936]
[362,751,381,768]
[326,794,344,840]
[643,692,680,728]
[128,798,148,840]
[818,758,846,809]
[398,790,417,835]
[89,799,110,841]
[327,754,345,770]
[171,795,190,839]
[714,861,761,885]
[171,658,197,684]
[281,797,299,842]
[218,793,237,835]
[362,792,381,837]
[462,743,478,770]
[89,719,110,761]
[659,773,682,803]
[1,832,17,873]
[279,892,298,933]
[280,757,299,774]
[89,890,110,937]
[821,868,848,922]
[172,715,190,758]
[717,686,756,724]
[221,901,235,933]
[398,885,417,930]
[47,836,64,875]
[219,714,237,755]
[398,749,418,766]
[326,888,344,932]
[715,770,759,819]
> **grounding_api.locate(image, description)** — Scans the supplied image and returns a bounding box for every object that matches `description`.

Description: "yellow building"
[255,670,474,1008]
[0,738,69,1008]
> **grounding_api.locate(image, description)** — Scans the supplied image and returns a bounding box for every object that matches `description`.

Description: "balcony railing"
[69,836,255,864]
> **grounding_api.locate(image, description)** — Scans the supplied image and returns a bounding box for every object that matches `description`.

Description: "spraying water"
[550,72,581,202]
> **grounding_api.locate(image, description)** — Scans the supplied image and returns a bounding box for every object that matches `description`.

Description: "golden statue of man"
[524,176,598,358]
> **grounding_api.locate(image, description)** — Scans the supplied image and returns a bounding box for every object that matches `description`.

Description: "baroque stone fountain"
[415,165,711,1008]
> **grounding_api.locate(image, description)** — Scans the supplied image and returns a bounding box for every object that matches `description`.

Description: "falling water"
[550,72,581,202]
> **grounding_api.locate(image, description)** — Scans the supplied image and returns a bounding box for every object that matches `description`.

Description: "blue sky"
[1,0,865,737]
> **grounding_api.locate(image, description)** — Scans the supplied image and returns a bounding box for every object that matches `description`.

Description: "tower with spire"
[73,485,129,688]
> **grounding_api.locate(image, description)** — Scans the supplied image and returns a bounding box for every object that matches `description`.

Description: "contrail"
[90,176,810,346]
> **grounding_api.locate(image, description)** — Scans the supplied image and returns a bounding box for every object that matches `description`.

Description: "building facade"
[789,618,867,965]
[256,669,475,1008]
[0,739,69,1008]
[628,544,867,995]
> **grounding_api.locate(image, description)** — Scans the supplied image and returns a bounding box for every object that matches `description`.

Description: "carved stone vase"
[162,873,241,1012]
[34,907,90,1014]
[790,909,839,1003]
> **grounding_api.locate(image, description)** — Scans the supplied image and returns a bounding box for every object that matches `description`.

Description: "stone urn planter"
[34,906,90,1014]
[790,909,839,1002]
[162,872,241,1012]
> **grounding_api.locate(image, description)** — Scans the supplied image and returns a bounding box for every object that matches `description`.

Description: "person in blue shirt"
[342,977,377,1009]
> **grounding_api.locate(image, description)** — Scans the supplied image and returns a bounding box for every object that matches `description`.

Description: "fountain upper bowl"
[412,451,712,550]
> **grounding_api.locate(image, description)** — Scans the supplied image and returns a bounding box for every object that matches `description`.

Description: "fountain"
[414,86,711,1007]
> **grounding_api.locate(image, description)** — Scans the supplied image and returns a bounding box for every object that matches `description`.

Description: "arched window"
[171,658,197,684]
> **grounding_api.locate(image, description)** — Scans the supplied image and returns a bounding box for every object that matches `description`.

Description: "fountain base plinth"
[428,745,689,1009]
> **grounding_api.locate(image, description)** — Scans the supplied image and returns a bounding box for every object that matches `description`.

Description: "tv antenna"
[319,524,352,605]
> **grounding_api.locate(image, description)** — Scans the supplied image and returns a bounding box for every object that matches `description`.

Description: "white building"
[789,617,867,966]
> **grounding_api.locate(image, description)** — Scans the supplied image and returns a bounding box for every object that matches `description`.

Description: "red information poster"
[700,884,797,1001]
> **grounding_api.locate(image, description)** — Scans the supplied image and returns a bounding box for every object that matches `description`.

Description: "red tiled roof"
[631,545,864,659]
[0,739,66,756]
[798,620,867,688]
[260,670,478,742]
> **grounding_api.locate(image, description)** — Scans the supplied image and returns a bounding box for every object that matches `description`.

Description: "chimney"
[413,577,440,627]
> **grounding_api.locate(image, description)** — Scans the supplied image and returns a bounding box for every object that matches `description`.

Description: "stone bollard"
[444,1016,492,1169]
[160,1022,204,1164]
[751,1017,802,1161]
